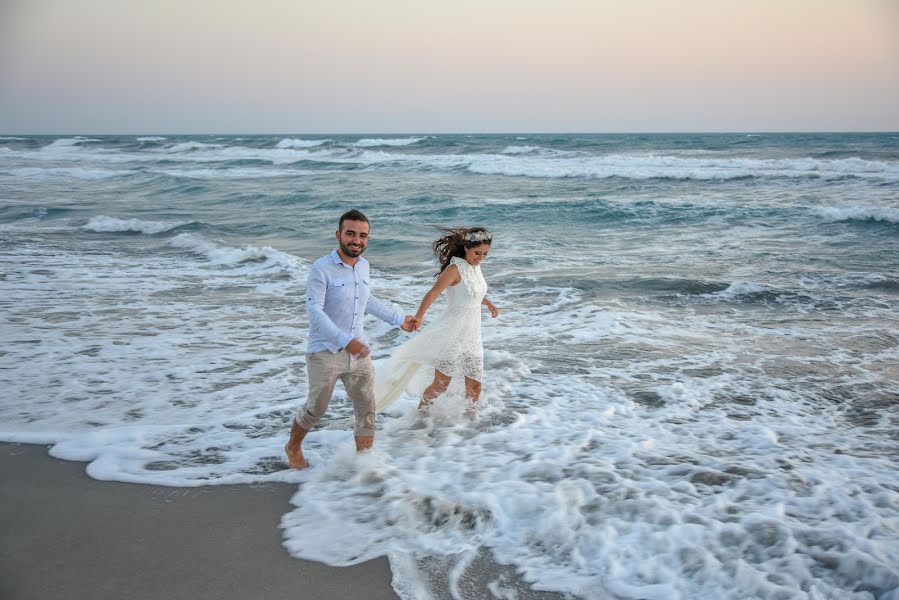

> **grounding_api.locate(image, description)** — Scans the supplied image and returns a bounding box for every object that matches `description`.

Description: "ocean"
[1,133,897,599]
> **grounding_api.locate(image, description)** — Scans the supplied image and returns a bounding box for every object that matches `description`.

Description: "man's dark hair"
[339,209,370,231]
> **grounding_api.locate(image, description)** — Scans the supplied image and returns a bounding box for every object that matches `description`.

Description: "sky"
[0,0,897,133]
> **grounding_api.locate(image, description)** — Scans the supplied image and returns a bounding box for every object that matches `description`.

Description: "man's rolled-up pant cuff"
[294,413,316,431]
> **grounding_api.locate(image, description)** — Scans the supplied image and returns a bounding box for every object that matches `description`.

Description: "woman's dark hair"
[433,226,493,274]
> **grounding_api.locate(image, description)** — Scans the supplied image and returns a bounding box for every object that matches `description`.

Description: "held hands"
[345,338,371,359]
[401,315,419,333]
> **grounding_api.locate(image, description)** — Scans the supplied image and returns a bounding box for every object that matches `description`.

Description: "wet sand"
[0,442,398,600]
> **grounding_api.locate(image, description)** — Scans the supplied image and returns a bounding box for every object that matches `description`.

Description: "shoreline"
[0,442,398,600]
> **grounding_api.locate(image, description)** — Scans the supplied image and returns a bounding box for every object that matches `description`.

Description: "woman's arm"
[482,297,500,318]
[413,265,461,327]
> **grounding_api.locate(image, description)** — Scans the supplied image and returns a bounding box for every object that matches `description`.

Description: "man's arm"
[306,267,353,352]
[366,292,412,330]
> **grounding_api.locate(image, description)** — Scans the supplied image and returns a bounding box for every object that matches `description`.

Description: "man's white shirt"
[305,249,403,353]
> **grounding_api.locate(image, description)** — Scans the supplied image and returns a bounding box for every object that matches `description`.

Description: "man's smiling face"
[336,219,369,258]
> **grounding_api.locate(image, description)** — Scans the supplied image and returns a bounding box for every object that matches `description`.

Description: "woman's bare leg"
[464,377,482,412]
[419,369,451,409]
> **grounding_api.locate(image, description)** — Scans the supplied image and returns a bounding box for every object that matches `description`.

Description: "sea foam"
[84,215,184,234]
[163,141,226,153]
[814,206,899,224]
[167,233,307,278]
[276,138,329,148]
[352,137,426,147]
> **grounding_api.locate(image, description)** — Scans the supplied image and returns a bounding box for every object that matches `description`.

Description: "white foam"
[136,136,167,142]
[147,144,333,165]
[1,138,139,163]
[500,145,579,158]
[276,138,329,148]
[461,153,899,181]
[814,205,899,224]
[0,240,317,488]
[18,137,103,159]
[352,137,426,147]
[280,149,899,182]
[500,145,540,155]
[84,215,184,234]
[46,136,102,147]
[2,239,897,598]
[8,136,895,183]
[167,233,307,279]
[703,281,768,300]
[163,141,226,152]
[0,136,27,141]
[279,369,899,599]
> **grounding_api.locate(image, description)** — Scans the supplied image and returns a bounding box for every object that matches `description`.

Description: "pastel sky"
[1,0,897,133]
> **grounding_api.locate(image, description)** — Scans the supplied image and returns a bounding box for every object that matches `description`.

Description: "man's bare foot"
[285,420,310,469]
[354,435,374,452]
[285,442,310,469]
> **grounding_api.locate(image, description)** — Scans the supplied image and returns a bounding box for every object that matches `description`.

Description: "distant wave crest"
[164,141,226,153]
[276,138,329,148]
[815,206,899,224]
[5,136,897,183]
[463,153,899,181]
[352,137,426,147]
[703,281,770,300]
[168,233,306,274]
[84,215,184,234]
[501,145,541,155]
[29,137,103,155]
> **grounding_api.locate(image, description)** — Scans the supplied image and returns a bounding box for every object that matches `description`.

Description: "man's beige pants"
[296,349,376,437]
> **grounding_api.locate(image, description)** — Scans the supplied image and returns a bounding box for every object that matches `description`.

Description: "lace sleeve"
[450,256,468,276]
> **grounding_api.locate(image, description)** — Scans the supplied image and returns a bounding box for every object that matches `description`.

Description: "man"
[285,209,415,469]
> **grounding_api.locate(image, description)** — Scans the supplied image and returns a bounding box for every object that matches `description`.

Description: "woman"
[375,227,500,413]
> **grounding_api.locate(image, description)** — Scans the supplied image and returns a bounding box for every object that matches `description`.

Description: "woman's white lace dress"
[375,256,488,411]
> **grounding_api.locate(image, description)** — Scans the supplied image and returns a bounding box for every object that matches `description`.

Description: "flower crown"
[463,230,493,243]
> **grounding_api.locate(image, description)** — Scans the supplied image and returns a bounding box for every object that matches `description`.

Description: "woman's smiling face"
[464,243,490,266]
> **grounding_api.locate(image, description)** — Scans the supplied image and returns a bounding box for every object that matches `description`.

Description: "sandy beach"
[0,442,398,600]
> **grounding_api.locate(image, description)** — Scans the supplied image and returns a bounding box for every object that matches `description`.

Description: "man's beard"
[340,241,365,257]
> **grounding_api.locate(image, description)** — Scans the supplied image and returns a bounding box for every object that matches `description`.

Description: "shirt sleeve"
[306,266,353,352]
[366,292,404,328]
